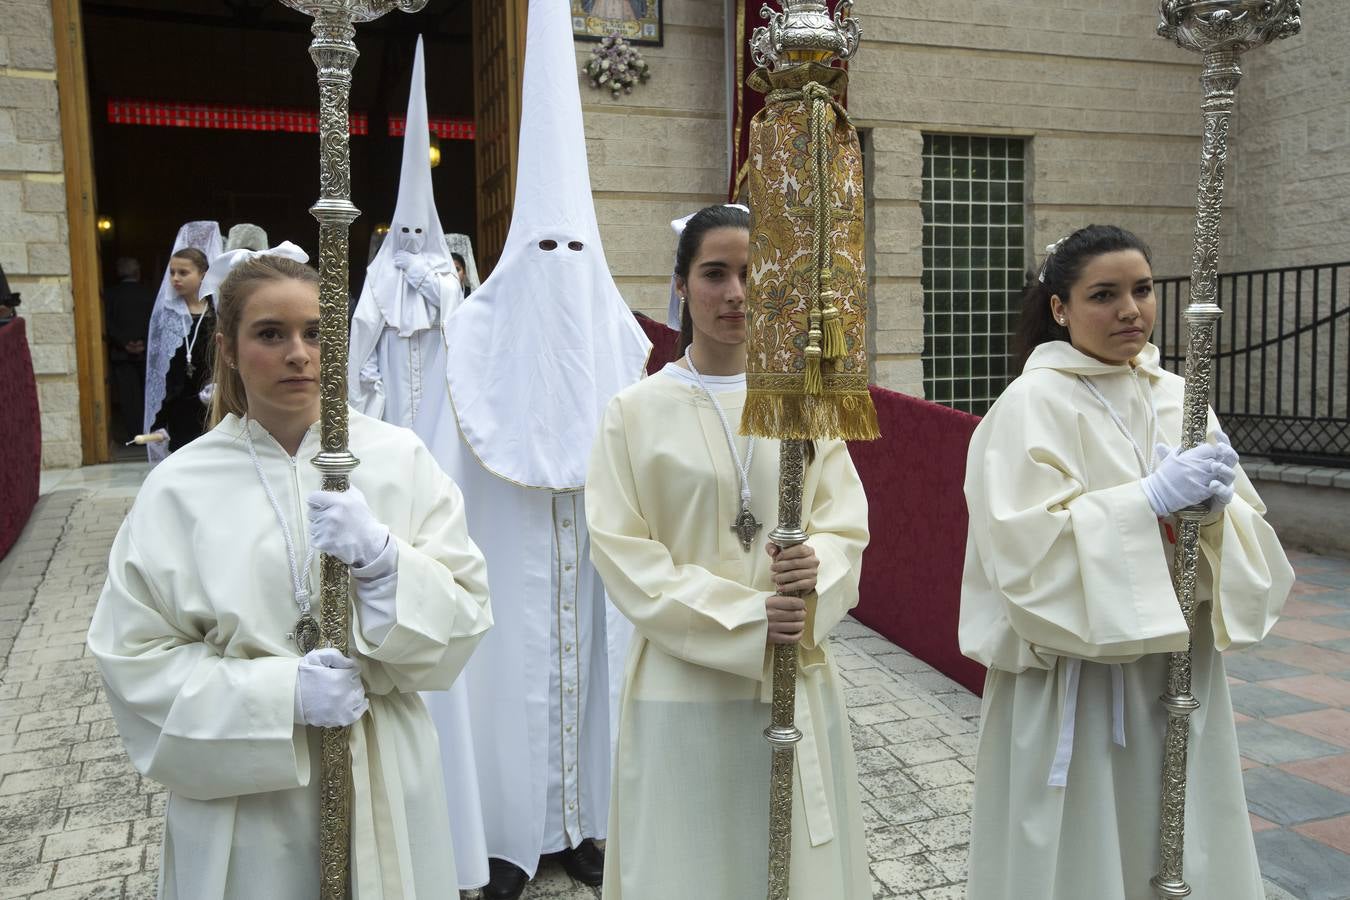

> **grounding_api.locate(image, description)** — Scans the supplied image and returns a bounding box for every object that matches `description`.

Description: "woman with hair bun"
[90,250,493,899]
[586,204,871,899]
[960,224,1293,900]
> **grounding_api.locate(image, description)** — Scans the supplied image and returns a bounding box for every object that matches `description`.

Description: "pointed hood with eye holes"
[444,0,650,491]
[355,35,454,339]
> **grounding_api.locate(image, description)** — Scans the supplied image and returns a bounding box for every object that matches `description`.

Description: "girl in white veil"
[142,221,223,462]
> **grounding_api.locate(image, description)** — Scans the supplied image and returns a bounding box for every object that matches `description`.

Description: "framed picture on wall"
[571,0,663,47]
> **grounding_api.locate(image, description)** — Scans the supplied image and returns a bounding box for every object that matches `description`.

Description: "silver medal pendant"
[731,503,762,553]
[292,613,321,654]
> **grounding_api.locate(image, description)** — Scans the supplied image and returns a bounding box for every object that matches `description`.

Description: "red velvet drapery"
[0,318,42,560]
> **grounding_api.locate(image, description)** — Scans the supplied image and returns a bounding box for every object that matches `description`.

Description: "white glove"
[294,647,368,728]
[393,251,433,286]
[197,382,215,406]
[1141,435,1239,517]
[307,486,390,568]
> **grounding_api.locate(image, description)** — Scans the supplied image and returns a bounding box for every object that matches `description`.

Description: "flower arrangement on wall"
[582,33,651,99]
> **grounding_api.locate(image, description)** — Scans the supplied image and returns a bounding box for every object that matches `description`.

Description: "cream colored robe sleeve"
[799,438,869,652]
[586,398,771,682]
[969,384,1190,661]
[89,525,309,803]
[1199,462,1292,650]
[586,398,866,681]
[351,450,492,694]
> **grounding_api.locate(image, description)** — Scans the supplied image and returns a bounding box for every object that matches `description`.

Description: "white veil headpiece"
[665,203,749,328]
[143,220,223,461]
[356,36,454,338]
[444,233,481,293]
[443,0,651,490]
[225,224,269,252]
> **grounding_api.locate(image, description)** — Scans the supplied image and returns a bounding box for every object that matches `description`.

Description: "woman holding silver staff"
[88,248,493,899]
[585,204,871,899]
[959,225,1293,900]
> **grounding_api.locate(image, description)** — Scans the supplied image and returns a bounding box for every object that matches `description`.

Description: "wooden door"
[51,0,110,464]
[472,0,527,278]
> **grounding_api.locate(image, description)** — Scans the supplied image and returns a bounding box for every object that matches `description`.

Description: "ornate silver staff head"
[1157,0,1302,54]
[750,0,861,70]
[280,0,427,22]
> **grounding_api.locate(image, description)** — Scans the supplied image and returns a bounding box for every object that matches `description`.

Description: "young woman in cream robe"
[960,225,1293,900]
[586,205,871,899]
[88,252,492,900]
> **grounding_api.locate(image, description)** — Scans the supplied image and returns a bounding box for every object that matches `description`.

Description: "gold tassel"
[820,296,846,360]
[804,348,822,395]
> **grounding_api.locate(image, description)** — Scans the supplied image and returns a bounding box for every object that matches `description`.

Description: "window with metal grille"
[921,135,1028,414]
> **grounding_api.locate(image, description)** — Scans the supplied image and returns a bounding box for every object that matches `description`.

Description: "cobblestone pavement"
[0,463,1343,899]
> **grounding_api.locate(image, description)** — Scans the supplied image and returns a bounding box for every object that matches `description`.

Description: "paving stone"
[41,822,132,862]
[1234,720,1346,765]
[1244,767,1350,826]
[873,853,950,894]
[0,860,54,898]
[1229,683,1329,719]
[1254,828,1350,900]
[50,845,143,888]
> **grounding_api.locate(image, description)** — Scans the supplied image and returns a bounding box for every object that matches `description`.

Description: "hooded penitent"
[143,220,223,461]
[443,0,650,491]
[419,0,649,879]
[349,35,460,398]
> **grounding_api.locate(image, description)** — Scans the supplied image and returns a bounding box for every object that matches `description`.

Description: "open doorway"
[78,0,480,446]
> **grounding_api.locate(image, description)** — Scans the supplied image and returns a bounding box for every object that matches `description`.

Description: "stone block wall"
[1233,10,1350,269]
[0,0,81,469]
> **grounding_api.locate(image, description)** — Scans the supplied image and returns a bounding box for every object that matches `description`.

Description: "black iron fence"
[1153,262,1350,468]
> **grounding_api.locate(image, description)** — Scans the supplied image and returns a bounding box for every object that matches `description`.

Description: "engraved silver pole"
[1151,3,1301,896]
[277,2,426,897]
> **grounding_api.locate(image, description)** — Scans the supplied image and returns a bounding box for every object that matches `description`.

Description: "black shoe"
[481,858,528,900]
[554,839,604,887]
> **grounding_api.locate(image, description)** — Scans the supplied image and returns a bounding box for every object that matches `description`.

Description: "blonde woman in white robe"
[89,251,492,900]
[586,205,871,900]
[960,225,1294,900]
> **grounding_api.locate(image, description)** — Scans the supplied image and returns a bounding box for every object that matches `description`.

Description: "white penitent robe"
[959,341,1294,900]
[348,271,461,431]
[88,411,493,900]
[420,399,631,874]
[585,368,872,900]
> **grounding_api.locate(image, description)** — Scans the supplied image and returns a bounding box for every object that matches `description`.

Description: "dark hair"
[451,252,466,269]
[1014,224,1152,371]
[170,247,210,275]
[673,204,751,356]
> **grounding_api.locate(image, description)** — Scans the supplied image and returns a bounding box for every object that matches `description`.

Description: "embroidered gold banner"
[741,62,878,441]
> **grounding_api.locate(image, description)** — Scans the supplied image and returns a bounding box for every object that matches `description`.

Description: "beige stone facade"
[1233,10,1350,270]
[1,0,80,470]
[3,0,1344,467]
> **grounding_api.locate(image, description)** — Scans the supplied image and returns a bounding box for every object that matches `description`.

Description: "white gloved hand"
[197,382,215,406]
[393,251,433,288]
[1141,436,1239,517]
[294,647,368,728]
[307,486,390,568]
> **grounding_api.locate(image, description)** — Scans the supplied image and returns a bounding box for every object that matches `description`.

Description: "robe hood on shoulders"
[1022,339,1165,380]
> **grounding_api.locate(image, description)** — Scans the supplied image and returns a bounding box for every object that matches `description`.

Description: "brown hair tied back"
[1013,224,1152,372]
[207,254,320,427]
[171,247,210,275]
